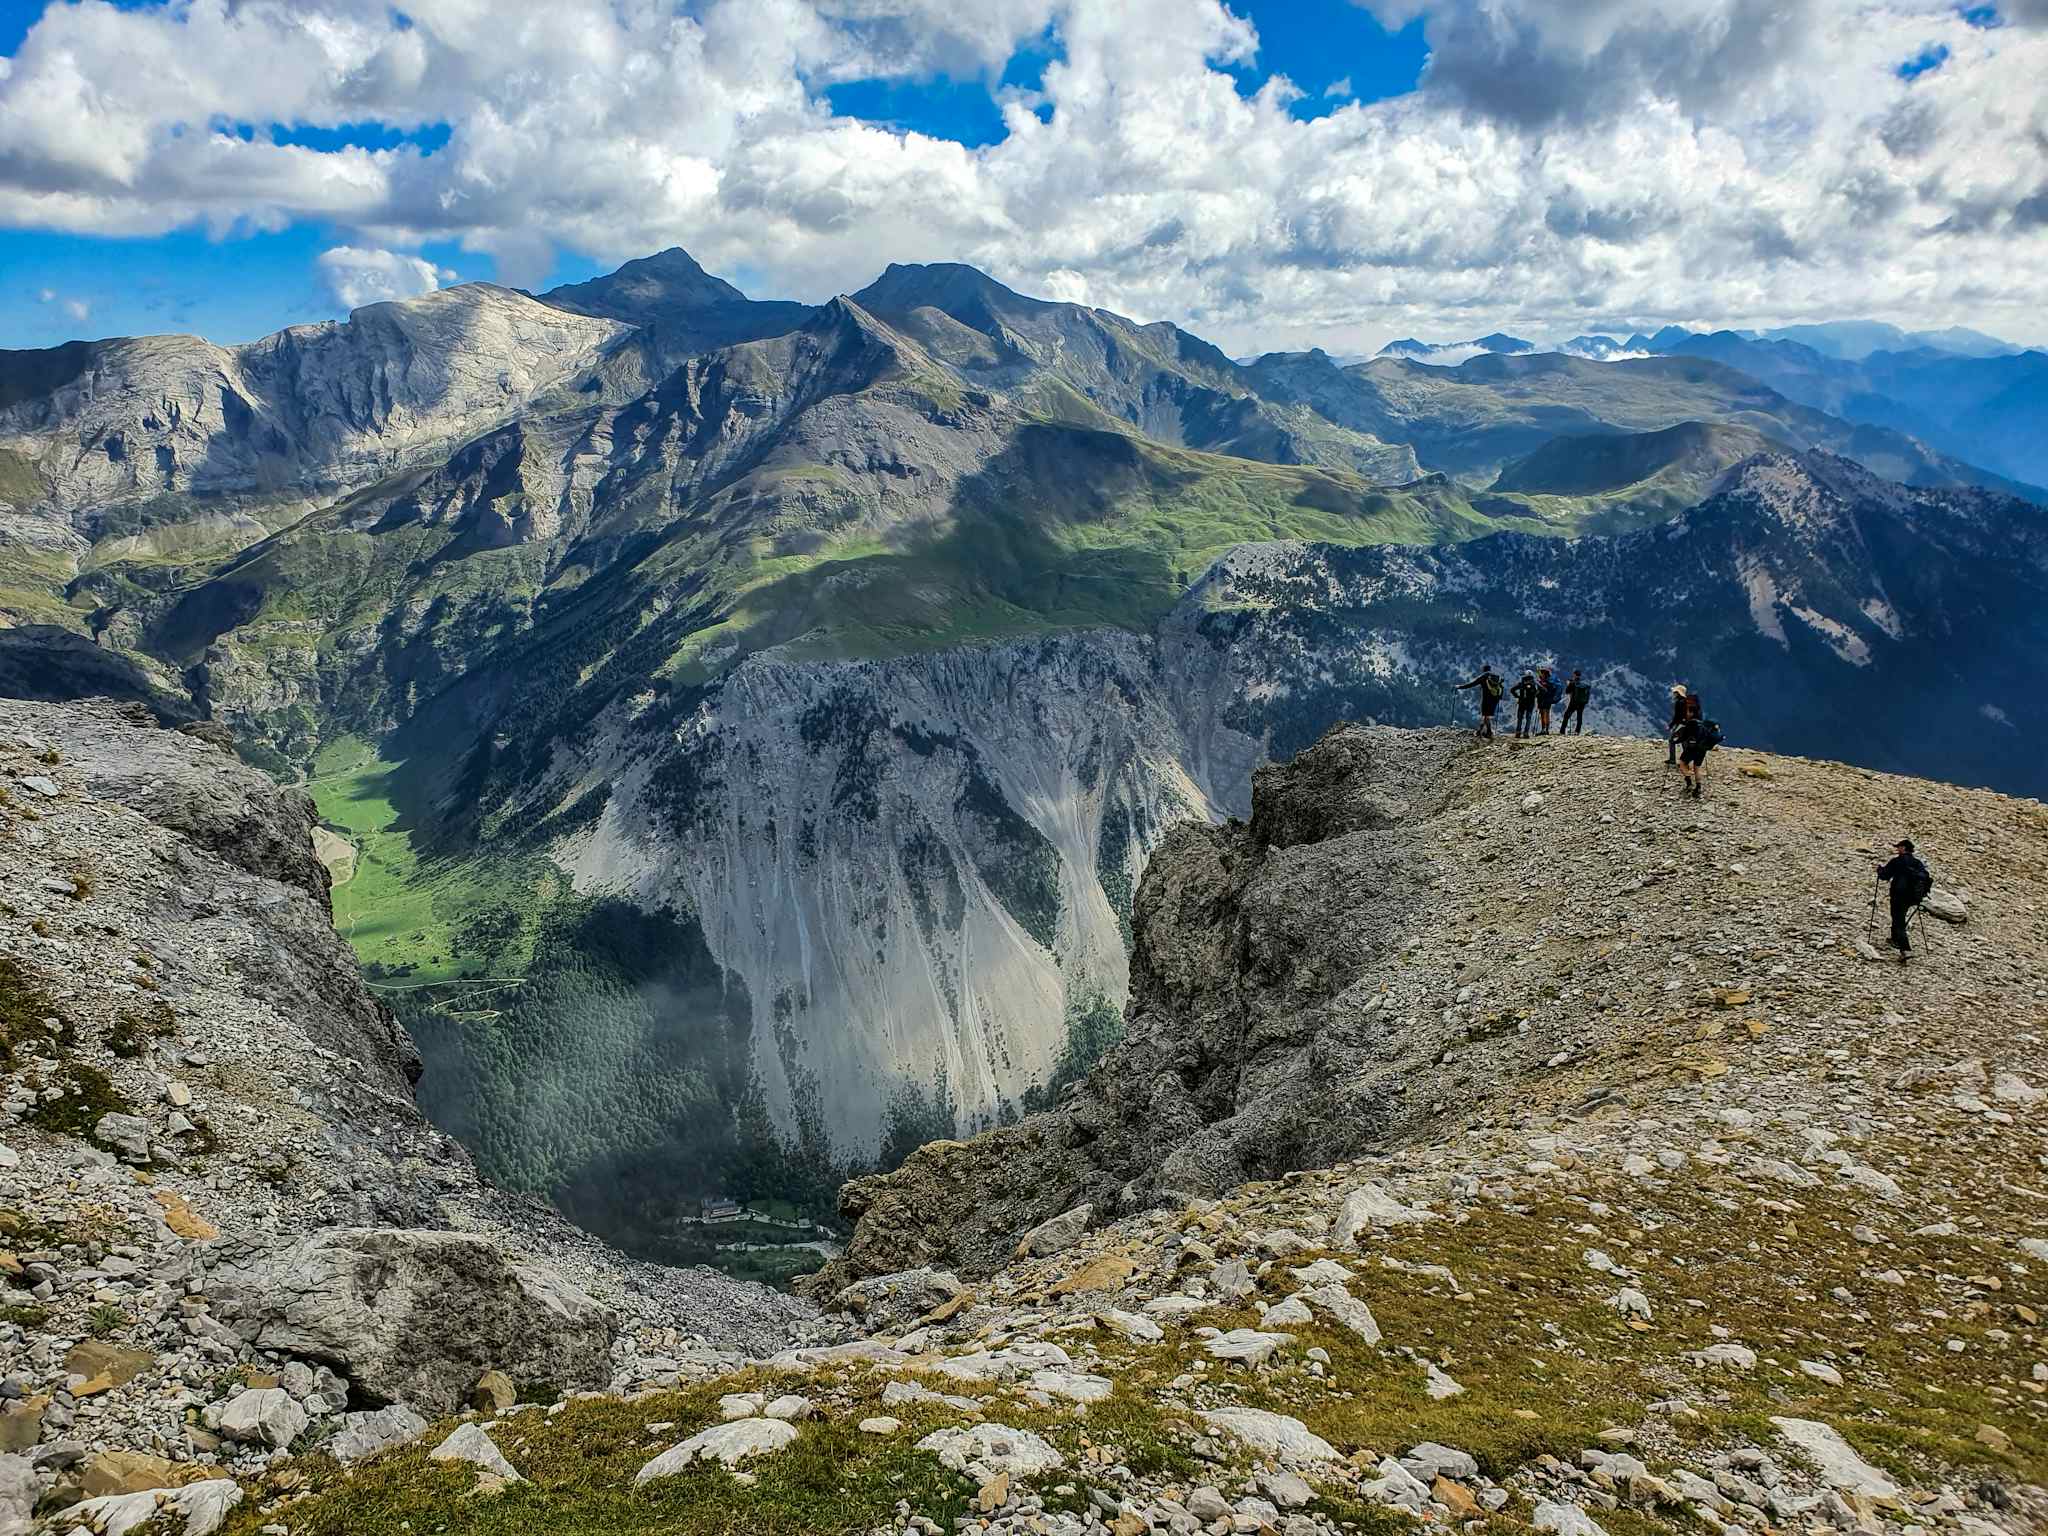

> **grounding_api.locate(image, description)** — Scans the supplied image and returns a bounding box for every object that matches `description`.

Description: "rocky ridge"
[88,719,2048,1536]
[0,698,822,1533]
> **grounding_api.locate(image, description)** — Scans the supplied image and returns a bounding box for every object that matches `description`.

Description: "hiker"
[1456,665,1504,739]
[1669,699,1721,798]
[1510,671,1538,738]
[1536,667,1560,734]
[1560,670,1590,734]
[1665,685,1689,765]
[1875,838,1932,962]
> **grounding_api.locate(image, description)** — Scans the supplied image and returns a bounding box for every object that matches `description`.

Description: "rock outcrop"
[207,1229,617,1416]
[821,715,2048,1291]
[0,697,824,1519]
[821,724,1480,1284]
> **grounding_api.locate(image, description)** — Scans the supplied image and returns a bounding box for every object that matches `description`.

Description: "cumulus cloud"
[35,286,87,322]
[317,245,448,310]
[0,0,2045,350]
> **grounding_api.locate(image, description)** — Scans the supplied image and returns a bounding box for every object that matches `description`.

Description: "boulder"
[636,1420,797,1483]
[1333,1182,1435,1245]
[1204,1329,1293,1366]
[470,1370,516,1413]
[1922,889,1968,924]
[1016,1206,1092,1259]
[207,1228,616,1416]
[0,1455,35,1536]
[92,1114,152,1163]
[915,1425,1064,1482]
[325,1406,429,1464]
[0,1404,41,1455]
[80,1450,181,1497]
[63,1343,155,1390]
[1303,1284,1381,1344]
[831,1267,963,1333]
[429,1424,521,1482]
[217,1388,307,1449]
[172,1480,242,1536]
[1400,1443,1478,1482]
[1198,1408,1340,1464]
[1534,1501,1609,1536]
[1768,1417,1899,1499]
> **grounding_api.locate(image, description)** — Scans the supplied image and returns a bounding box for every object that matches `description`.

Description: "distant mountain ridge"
[1357,318,2046,489]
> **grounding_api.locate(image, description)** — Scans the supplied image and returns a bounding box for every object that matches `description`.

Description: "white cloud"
[1324,76,1353,99]
[317,245,448,310]
[0,0,2044,350]
[36,286,88,323]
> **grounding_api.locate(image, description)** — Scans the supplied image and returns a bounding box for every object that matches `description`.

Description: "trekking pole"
[1866,877,1880,929]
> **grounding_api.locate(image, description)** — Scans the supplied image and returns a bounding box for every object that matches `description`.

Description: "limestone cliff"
[0,699,821,1523]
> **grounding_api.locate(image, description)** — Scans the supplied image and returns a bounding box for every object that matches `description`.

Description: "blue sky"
[0,0,1426,349]
[1,0,2043,356]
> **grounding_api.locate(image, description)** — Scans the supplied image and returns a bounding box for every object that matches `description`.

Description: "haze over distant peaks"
[1377,332,1536,363]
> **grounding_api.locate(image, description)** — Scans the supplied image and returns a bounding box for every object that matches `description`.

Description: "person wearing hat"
[1875,838,1933,962]
[1666,684,1690,765]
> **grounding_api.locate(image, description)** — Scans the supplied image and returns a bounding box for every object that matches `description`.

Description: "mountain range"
[1377,320,2048,487]
[2,248,2044,1259]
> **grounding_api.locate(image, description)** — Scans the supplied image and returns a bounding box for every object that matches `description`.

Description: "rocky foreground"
[5,708,2048,1536]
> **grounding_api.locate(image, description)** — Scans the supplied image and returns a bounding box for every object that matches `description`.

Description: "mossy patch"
[0,956,63,1067]
[25,1061,139,1143]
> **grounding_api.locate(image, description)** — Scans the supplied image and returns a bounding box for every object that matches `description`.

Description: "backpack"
[1898,857,1933,905]
[1481,675,1504,703]
[1696,719,1724,752]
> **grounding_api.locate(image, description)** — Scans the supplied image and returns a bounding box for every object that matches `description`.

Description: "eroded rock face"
[820,724,1476,1286]
[207,1228,616,1416]
[16,697,419,1085]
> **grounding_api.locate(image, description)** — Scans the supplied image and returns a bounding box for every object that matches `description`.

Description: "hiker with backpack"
[1536,667,1560,734]
[1510,672,1538,738]
[1665,685,1689,765]
[1876,838,1932,962]
[1456,665,1505,739]
[1560,670,1590,734]
[1669,697,1722,798]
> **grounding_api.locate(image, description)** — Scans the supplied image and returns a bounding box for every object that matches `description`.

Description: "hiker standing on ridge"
[1456,665,1504,739]
[1560,670,1590,734]
[1669,696,1720,798]
[1510,672,1538,738]
[1536,667,1560,735]
[1666,685,1689,765]
[1876,838,1932,963]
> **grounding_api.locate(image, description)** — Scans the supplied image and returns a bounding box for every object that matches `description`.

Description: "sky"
[0,0,2045,356]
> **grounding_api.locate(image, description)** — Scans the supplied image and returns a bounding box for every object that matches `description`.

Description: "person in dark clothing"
[1510,672,1538,737]
[1665,685,1689,765]
[1535,667,1560,734]
[1670,703,1712,797]
[1456,666,1504,738]
[1876,838,1931,962]
[1560,670,1590,734]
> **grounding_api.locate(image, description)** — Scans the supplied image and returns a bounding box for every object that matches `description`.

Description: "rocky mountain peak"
[541,246,752,324]
[849,261,1048,333]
